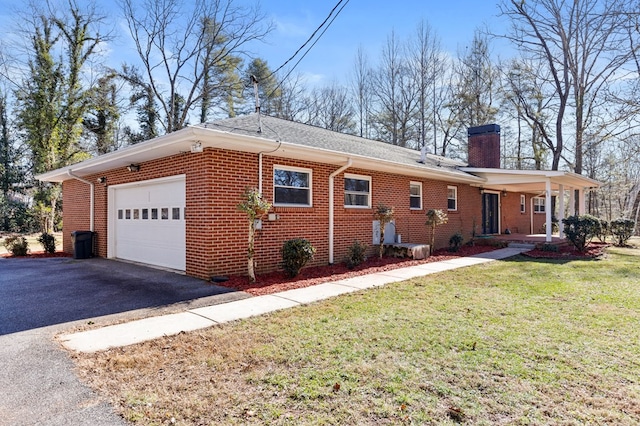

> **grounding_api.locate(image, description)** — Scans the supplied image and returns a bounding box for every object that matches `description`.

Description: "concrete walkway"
[60,247,529,353]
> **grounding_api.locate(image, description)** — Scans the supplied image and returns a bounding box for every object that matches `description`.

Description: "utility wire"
[264,0,350,99]
[270,0,348,77]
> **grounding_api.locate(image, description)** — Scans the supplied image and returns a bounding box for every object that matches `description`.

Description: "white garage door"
[111,176,186,271]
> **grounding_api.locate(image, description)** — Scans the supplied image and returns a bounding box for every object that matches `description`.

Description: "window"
[274,166,312,206]
[534,197,545,213]
[447,186,458,211]
[118,209,123,220]
[151,208,158,220]
[410,182,422,210]
[133,209,139,220]
[161,208,169,220]
[344,174,371,208]
[142,208,149,220]
[172,207,180,220]
[125,209,131,219]
[520,195,526,213]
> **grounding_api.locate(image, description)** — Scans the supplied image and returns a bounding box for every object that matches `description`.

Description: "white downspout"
[328,158,352,264]
[67,170,94,232]
[258,152,263,194]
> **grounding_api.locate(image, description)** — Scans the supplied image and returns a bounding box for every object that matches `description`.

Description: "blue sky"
[0,0,508,87]
[254,0,509,84]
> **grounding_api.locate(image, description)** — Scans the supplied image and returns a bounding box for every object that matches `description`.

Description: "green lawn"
[75,242,640,425]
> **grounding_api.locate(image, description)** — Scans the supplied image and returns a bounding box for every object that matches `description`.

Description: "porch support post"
[558,184,565,239]
[578,188,586,215]
[569,187,576,215]
[545,178,553,242]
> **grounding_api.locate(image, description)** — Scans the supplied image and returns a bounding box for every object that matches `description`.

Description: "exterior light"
[127,164,140,172]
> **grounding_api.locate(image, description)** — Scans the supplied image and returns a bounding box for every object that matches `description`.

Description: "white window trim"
[533,197,545,213]
[410,181,422,210]
[520,194,526,213]
[447,185,458,211]
[273,165,313,207]
[344,173,371,208]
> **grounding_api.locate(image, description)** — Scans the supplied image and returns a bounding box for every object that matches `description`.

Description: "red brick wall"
[468,132,500,168]
[501,193,546,235]
[62,149,486,279]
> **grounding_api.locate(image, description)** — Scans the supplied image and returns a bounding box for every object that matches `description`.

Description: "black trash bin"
[71,231,94,259]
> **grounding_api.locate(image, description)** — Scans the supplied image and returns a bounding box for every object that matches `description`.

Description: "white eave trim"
[36,124,485,186]
[460,167,601,188]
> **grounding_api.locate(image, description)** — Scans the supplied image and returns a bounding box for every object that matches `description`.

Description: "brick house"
[37,115,599,280]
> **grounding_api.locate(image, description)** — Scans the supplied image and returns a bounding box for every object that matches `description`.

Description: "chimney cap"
[468,124,500,136]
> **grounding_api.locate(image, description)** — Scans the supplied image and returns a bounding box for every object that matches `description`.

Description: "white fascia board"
[461,168,600,188]
[36,127,200,182]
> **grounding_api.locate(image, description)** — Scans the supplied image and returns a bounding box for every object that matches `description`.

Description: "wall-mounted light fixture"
[97,176,107,184]
[190,141,203,153]
[479,188,485,194]
[127,164,140,172]
[502,189,508,197]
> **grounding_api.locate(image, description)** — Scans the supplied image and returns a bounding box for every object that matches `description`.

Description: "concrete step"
[508,242,536,250]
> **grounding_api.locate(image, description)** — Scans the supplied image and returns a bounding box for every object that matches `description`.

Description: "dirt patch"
[523,241,608,260]
[219,245,499,296]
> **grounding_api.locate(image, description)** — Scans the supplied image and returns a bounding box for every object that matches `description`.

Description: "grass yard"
[74,242,640,425]
[0,232,63,255]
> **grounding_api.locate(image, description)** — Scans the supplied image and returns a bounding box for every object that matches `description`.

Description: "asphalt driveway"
[0,256,244,335]
[0,256,249,425]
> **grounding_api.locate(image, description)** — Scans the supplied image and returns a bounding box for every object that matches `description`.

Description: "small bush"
[594,218,609,243]
[38,232,57,254]
[448,233,464,252]
[345,240,367,269]
[3,236,29,256]
[562,215,599,252]
[281,239,316,277]
[610,218,636,247]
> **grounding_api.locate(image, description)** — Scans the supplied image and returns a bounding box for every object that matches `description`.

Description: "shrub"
[281,239,316,278]
[562,215,599,252]
[426,209,448,254]
[3,236,29,256]
[448,233,464,252]
[594,218,609,243]
[38,232,57,254]
[345,240,367,269]
[610,218,636,247]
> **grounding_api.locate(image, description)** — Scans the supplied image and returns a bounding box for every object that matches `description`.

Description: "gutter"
[328,158,352,264]
[67,170,94,232]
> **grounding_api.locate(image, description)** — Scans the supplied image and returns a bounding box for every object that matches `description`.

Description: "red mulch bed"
[522,242,609,260]
[217,245,500,296]
[0,251,72,259]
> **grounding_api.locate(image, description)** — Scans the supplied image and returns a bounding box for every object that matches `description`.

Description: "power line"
[265,0,350,99]
[271,0,348,77]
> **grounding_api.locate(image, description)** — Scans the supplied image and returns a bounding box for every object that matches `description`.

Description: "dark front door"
[482,193,499,235]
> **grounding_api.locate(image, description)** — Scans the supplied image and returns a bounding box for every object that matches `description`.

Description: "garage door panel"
[112,176,186,271]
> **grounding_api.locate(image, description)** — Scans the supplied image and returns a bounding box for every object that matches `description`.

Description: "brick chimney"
[467,124,501,168]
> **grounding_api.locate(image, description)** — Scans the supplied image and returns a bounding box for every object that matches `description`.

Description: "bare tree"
[305,81,355,133]
[350,45,373,139]
[499,0,640,177]
[120,0,272,133]
[449,30,499,133]
[372,31,419,147]
[407,20,443,155]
